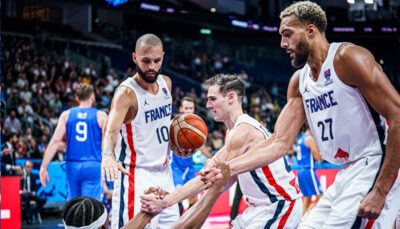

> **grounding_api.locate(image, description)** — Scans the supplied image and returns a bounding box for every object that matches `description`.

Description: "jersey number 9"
[76,121,87,142]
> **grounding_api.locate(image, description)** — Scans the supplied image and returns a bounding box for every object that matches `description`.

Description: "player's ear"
[306,24,316,38]
[132,52,137,64]
[227,91,235,103]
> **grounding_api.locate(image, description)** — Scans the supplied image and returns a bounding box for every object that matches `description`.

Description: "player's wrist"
[163,195,174,208]
[102,150,115,157]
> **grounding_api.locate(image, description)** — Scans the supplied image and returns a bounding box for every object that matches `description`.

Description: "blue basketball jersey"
[65,107,102,162]
[171,152,193,168]
[296,134,314,169]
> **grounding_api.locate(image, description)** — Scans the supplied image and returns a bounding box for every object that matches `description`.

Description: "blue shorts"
[171,164,195,188]
[66,161,102,201]
[298,168,323,197]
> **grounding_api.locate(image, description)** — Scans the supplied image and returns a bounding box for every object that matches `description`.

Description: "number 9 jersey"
[299,42,386,165]
[65,107,102,162]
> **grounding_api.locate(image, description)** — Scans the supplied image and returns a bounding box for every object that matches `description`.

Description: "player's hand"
[358,189,386,219]
[211,162,230,193]
[39,166,49,187]
[171,144,194,158]
[200,158,222,189]
[2,148,13,155]
[140,188,170,215]
[144,187,169,200]
[101,154,130,182]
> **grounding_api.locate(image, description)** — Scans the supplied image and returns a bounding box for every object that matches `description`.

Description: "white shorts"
[111,165,179,229]
[300,155,400,229]
[395,210,400,229]
[231,198,302,229]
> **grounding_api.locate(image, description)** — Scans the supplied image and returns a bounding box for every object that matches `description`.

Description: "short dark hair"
[6,133,18,142]
[206,74,245,101]
[135,33,163,52]
[62,196,105,227]
[76,83,94,101]
[180,96,195,107]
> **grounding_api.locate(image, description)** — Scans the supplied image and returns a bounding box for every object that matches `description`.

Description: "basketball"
[170,114,208,156]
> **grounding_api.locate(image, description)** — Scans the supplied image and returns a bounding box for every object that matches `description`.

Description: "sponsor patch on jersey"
[324,69,333,86]
[162,87,170,99]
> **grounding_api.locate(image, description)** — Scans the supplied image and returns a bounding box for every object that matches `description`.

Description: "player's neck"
[133,73,159,94]
[224,108,243,130]
[307,38,330,81]
[79,101,92,108]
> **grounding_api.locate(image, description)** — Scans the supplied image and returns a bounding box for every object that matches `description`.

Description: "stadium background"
[1,0,399,228]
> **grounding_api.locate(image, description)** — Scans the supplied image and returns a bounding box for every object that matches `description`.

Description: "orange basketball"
[170,114,208,156]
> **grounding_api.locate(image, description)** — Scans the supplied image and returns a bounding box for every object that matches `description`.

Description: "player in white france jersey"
[201,1,400,229]
[140,74,303,229]
[101,34,179,229]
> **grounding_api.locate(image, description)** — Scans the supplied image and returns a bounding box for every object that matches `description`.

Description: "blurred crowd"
[1,34,285,163]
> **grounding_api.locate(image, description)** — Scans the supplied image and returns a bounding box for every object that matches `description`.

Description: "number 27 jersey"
[299,42,385,164]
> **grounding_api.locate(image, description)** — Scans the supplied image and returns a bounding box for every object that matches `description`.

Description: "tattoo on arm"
[102,130,120,156]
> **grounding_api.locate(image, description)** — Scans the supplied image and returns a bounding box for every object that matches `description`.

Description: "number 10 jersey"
[299,42,386,164]
[115,76,172,169]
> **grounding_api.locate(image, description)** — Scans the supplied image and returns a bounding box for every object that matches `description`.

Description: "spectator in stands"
[270,82,279,99]
[1,133,22,176]
[4,109,22,134]
[7,91,20,111]
[15,135,28,158]
[209,130,224,152]
[49,93,63,115]
[27,138,42,159]
[18,100,34,122]
[21,160,46,224]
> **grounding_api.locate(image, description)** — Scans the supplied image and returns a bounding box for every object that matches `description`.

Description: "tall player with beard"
[101,34,179,229]
[202,2,400,228]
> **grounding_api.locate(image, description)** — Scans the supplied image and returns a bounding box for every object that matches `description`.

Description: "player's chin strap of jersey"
[63,206,107,229]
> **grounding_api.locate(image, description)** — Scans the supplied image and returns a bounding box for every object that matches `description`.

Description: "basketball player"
[62,162,230,229]
[201,2,400,228]
[101,34,179,229]
[171,96,212,214]
[141,74,303,228]
[40,83,107,200]
[296,127,323,215]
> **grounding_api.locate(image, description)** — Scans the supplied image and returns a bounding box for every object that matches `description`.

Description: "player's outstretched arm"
[101,86,135,182]
[217,71,305,179]
[122,187,168,229]
[171,162,230,229]
[334,44,400,219]
[141,122,261,214]
[40,110,69,187]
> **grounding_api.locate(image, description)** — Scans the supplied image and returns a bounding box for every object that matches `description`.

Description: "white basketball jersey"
[235,114,302,205]
[299,42,386,165]
[114,76,172,170]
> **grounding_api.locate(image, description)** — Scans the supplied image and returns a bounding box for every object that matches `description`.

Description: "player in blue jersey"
[171,96,212,214]
[296,127,323,215]
[40,83,108,200]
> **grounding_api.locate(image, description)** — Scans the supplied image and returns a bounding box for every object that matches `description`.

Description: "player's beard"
[136,66,161,83]
[291,35,309,68]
